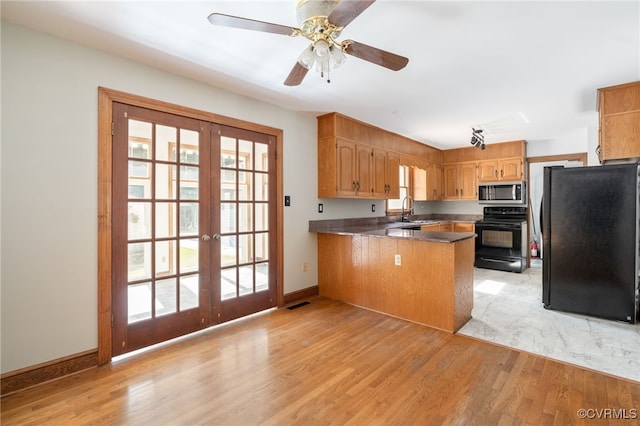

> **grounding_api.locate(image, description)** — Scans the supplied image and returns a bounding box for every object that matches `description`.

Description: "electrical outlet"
[371,204,376,212]
[302,262,308,272]
[318,203,323,213]
[394,254,401,266]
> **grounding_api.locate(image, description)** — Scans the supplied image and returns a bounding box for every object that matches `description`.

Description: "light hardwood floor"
[2,297,639,425]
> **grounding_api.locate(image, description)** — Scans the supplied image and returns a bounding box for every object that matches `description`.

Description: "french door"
[111,102,277,356]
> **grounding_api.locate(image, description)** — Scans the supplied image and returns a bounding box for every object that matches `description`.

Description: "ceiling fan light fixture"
[313,39,331,63]
[297,45,316,69]
[330,45,346,68]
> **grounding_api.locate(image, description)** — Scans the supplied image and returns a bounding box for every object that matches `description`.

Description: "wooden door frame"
[97,87,284,365]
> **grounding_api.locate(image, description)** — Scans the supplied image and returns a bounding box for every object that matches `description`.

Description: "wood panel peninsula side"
[311,219,475,333]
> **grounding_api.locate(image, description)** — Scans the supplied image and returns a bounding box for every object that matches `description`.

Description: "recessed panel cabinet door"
[356,144,373,196]
[372,148,388,197]
[500,158,523,181]
[336,139,357,196]
[459,162,477,200]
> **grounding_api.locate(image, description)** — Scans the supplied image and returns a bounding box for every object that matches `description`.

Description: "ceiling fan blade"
[284,62,310,86]
[207,13,298,36]
[344,40,409,71]
[328,0,376,28]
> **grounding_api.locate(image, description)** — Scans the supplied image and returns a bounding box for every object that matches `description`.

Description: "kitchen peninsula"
[309,218,476,332]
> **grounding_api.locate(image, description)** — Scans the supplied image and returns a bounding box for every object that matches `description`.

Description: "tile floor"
[458,265,640,383]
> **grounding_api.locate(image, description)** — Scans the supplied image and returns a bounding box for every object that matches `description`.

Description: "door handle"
[201,234,221,241]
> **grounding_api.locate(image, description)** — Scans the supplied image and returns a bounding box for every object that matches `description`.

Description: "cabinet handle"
[501,169,504,177]
[461,189,463,196]
[456,189,459,196]
[495,170,498,177]
[352,180,357,190]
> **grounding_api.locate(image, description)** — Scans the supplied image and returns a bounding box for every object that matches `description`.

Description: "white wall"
[0,22,321,373]
[525,126,598,165]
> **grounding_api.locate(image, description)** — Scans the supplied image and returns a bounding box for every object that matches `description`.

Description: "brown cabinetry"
[478,157,524,182]
[318,114,400,199]
[410,160,442,201]
[426,162,443,200]
[598,81,640,163]
[453,222,475,233]
[443,162,477,200]
[420,221,475,233]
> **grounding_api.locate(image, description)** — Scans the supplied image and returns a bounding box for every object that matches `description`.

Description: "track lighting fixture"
[470,128,485,150]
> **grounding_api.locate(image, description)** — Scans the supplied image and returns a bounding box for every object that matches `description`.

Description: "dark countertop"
[309,216,478,243]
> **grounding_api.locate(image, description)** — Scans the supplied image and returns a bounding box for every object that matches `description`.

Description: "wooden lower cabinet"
[317,233,474,333]
[419,221,474,233]
[453,222,475,233]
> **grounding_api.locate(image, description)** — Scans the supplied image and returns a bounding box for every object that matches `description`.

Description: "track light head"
[470,128,485,149]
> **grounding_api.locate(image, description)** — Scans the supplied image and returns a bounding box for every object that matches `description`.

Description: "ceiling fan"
[207,0,409,86]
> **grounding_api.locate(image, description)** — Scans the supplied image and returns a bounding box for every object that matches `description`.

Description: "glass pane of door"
[219,135,270,301]
[126,119,201,323]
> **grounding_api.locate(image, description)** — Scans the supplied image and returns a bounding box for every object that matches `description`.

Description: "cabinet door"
[426,163,442,200]
[355,144,373,196]
[386,151,401,199]
[500,158,523,181]
[336,139,357,196]
[439,222,453,232]
[459,162,477,200]
[601,112,640,161]
[420,224,440,231]
[412,166,427,200]
[454,222,475,233]
[434,164,443,200]
[477,160,499,182]
[372,148,388,198]
[443,165,460,199]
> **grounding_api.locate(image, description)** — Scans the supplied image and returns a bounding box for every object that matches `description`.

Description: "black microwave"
[478,181,527,204]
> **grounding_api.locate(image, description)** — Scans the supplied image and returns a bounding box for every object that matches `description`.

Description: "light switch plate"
[394,254,401,266]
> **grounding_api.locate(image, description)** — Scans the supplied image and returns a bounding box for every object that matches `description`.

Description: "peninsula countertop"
[309,215,479,244]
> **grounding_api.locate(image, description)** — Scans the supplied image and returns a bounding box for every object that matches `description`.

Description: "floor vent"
[287,301,310,310]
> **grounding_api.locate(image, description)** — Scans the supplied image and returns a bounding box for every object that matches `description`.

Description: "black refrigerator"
[542,163,639,324]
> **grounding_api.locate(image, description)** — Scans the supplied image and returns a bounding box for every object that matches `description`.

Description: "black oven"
[475,206,527,273]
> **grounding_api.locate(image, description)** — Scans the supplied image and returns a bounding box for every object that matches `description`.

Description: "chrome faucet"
[401,195,414,222]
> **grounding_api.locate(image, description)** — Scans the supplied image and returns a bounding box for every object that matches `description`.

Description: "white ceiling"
[2,1,639,149]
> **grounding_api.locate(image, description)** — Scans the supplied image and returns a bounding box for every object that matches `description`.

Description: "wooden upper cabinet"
[477,160,499,182]
[335,138,358,197]
[426,163,443,200]
[318,113,405,199]
[477,157,524,182]
[386,151,401,199]
[500,157,524,180]
[444,162,477,200]
[318,113,525,200]
[355,144,373,196]
[443,164,459,199]
[459,162,477,200]
[413,166,427,200]
[598,81,640,163]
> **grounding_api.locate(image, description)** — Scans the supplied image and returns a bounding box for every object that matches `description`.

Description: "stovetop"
[478,206,528,223]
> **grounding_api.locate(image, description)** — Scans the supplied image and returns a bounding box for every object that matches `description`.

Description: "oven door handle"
[477,224,520,231]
